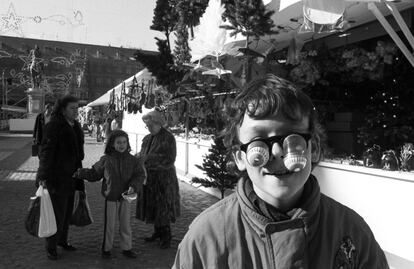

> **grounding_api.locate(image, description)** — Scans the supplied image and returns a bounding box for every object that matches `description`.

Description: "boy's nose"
[265,143,285,170]
[270,142,284,159]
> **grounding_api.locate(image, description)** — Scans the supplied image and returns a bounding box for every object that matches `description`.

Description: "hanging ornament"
[299,0,346,34]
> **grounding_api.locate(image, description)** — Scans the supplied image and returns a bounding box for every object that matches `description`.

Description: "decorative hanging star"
[18,54,32,71]
[1,3,24,36]
[201,60,232,79]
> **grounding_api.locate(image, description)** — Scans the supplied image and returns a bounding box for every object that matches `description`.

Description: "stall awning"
[87,91,112,107]
[222,0,414,67]
[87,68,154,107]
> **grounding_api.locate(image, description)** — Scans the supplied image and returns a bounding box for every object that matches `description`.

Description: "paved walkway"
[0,134,219,269]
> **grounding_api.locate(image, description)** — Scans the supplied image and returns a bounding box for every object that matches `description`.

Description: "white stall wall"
[9,118,36,132]
[121,109,150,154]
[313,162,414,269]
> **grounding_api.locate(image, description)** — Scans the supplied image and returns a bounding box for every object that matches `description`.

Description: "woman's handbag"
[25,194,41,237]
[70,190,93,226]
[31,144,39,157]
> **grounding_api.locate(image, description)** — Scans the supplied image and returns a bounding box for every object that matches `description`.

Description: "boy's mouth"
[265,170,293,177]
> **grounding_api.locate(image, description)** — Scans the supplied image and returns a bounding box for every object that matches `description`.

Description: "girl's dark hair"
[222,74,326,165]
[51,95,79,117]
[104,130,131,154]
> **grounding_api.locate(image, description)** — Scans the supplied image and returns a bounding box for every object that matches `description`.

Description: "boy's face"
[234,113,317,209]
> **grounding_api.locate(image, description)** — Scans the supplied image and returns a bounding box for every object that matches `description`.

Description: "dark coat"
[36,114,84,196]
[173,176,389,269]
[136,127,180,226]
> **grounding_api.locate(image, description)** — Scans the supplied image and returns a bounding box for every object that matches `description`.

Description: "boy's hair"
[222,74,325,166]
[105,129,131,154]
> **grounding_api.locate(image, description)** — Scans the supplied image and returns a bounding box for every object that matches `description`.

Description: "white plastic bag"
[36,186,57,238]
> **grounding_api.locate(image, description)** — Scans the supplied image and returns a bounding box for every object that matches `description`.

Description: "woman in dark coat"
[136,110,180,249]
[36,95,85,260]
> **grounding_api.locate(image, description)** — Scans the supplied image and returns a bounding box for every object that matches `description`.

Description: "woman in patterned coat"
[136,110,180,249]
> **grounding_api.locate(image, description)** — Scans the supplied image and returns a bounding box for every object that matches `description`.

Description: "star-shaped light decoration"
[1,3,24,36]
[202,60,232,79]
[18,54,32,71]
[182,61,211,72]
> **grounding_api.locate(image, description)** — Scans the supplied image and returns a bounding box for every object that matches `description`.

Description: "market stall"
[131,1,414,267]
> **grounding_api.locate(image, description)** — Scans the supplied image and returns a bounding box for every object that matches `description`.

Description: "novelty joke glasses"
[239,133,311,171]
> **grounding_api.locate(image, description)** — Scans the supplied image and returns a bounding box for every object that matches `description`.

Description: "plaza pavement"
[0,133,219,269]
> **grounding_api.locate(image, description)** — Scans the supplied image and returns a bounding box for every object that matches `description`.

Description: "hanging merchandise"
[146,80,156,109]
[137,83,147,113]
[116,95,121,111]
[107,89,116,114]
[156,91,164,107]
[300,0,347,33]
[121,82,126,111]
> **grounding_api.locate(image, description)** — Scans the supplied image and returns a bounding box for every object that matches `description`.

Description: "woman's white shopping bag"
[36,186,57,238]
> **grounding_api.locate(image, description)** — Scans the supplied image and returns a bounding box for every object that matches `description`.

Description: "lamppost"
[26,45,44,119]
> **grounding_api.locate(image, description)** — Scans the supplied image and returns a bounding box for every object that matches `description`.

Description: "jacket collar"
[237,174,320,240]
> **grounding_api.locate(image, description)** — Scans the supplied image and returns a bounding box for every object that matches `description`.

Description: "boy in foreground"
[173,75,388,269]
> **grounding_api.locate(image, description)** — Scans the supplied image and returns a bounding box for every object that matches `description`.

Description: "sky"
[0,0,164,51]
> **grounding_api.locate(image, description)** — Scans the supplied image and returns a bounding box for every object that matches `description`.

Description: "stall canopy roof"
[223,0,414,66]
[87,68,153,107]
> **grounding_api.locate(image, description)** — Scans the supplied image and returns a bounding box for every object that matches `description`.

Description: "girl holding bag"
[73,130,146,259]
[36,95,85,260]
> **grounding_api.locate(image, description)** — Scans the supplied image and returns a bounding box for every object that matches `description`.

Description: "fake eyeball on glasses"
[283,134,308,172]
[246,141,269,167]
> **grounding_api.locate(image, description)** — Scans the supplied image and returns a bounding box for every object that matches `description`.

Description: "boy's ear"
[311,135,321,163]
[233,150,247,171]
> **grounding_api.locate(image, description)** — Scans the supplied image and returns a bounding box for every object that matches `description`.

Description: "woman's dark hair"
[51,95,79,117]
[104,129,131,154]
[222,74,326,166]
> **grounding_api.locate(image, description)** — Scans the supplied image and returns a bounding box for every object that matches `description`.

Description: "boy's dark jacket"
[78,151,146,201]
[173,175,389,269]
[36,114,84,195]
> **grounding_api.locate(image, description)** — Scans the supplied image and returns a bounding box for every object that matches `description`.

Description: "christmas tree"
[134,38,185,94]
[192,136,238,199]
[174,0,209,38]
[221,0,277,45]
[357,45,414,151]
[151,0,179,51]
